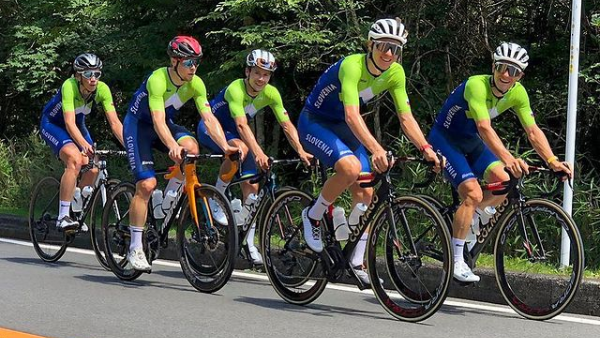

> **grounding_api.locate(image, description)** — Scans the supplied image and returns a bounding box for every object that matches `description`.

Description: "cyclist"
[197,49,313,265]
[297,18,440,284]
[427,42,572,282]
[123,36,238,271]
[40,53,124,231]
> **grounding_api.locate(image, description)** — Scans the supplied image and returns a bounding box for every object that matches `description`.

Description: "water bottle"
[81,186,94,199]
[151,189,165,219]
[71,187,83,212]
[332,206,349,241]
[161,190,178,212]
[239,193,258,225]
[231,198,243,226]
[348,203,368,228]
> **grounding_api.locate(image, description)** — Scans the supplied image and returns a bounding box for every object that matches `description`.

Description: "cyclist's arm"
[524,124,556,162]
[466,81,514,163]
[61,82,91,149]
[340,62,384,155]
[227,86,265,158]
[194,78,231,152]
[147,77,178,150]
[388,70,432,153]
[97,83,124,147]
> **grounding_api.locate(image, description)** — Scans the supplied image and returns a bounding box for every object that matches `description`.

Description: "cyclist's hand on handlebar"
[81,142,95,158]
[224,145,239,156]
[255,152,270,171]
[423,148,443,173]
[504,157,529,178]
[298,150,314,167]
[372,149,389,173]
[168,144,185,164]
[550,160,572,181]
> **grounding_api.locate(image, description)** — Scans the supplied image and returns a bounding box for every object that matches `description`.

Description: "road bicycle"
[261,154,452,322]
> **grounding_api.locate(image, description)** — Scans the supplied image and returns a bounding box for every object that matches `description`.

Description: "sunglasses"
[494,63,523,77]
[255,58,277,71]
[79,70,102,80]
[373,41,403,57]
[181,58,200,68]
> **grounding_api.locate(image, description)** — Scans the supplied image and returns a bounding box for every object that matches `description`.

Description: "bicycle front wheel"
[367,195,452,322]
[261,189,327,305]
[90,178,120,270]
[29,176,68,262]
[177,184,238,293]
[102,182,143,281]
[494,198,584,320]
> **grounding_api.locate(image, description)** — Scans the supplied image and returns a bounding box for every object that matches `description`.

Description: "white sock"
[129,226,144,251]
[246,223,256,248]
[165,177,183,193]
[215,177,229,195]
[58,201,70,219]
[308,194,331,220]
[452,237,465,263]
[351,233,368,268]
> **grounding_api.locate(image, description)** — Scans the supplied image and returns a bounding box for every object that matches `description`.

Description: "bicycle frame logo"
[242,188,266,232]
[477,197,510,244]
[349,194,379,242]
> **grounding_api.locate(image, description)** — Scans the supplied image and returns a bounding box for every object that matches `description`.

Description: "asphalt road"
[0,238,599,338]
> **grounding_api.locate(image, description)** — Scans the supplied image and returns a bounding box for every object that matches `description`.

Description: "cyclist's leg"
[123,115,157,271]
[41,119,84,229]
[298,110,362,252]
[429,127,481,282]
[77,124,98,188]
[469,142,509,209]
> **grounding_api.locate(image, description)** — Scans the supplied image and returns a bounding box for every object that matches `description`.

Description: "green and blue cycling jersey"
[124,67,210,181]
[298,53,411,170]
[40,78,114,154]
[428,75,536,187]
[197,78,290,176]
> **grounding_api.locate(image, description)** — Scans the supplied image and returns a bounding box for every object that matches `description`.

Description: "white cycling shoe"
[301,207,323,253]
[208,198,227,225]
[56,216,78,231]
[247,246,263,265]
[453,261,480,283]
[127,247,151,272]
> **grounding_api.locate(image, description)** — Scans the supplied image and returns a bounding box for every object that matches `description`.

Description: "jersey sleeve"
[338,58,362,106]
[95,82,116,112]
[388,65,412,114]
[224,82,247,119]
[61,80,77,113]
[146,72,167,112]
[464,78,490,121]
[192,76,211,114]
[267,86,290,123]
[510,85,536,127]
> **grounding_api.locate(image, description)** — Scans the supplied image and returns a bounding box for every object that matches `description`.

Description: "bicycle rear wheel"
[261,189,327,305]
[90,178,120,270]
[367,195,452,322]
[494,198,584,320]
[29,176,69,262]
[177,184,237,293]
[102,182,143,281]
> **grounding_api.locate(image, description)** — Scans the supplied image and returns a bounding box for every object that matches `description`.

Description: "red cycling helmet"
[167,36,202,59]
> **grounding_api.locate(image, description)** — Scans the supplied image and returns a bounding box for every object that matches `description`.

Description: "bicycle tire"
[494,198,584,320]
[102,182,144,281]
[90,178,120,270]
[367,195,452,322]
[177,184,238,293]
[261,189,327,305]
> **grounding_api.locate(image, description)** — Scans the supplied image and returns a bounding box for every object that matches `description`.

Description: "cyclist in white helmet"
[297,18,441,285]
[427,42,572,282]
[197,49,312,265]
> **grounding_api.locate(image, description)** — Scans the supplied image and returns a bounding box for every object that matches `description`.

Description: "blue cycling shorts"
[428,126,500,188]
[40,115,93,156]
[124,113,194,182]
[298,109,371,173]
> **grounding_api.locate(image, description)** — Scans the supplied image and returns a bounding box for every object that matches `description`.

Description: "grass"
[0,206,28,218]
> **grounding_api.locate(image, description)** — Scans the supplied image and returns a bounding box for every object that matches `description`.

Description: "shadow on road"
[1,256,106,272]
[73,272,217,295]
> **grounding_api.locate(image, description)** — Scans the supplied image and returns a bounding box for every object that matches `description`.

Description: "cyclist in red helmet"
[122,36,238,271]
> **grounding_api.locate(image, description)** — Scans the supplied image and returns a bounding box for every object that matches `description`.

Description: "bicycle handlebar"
[483,165,572,196]
[359,153,440,188]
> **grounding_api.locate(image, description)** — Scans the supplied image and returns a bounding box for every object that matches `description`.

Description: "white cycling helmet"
[246,49,277,71]
[493,42,529,71]
[368,18,408,45]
